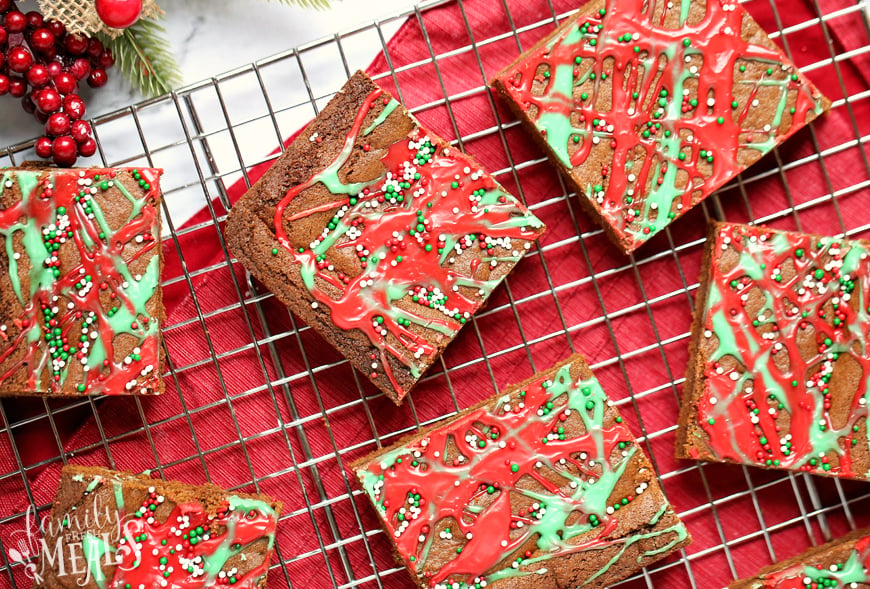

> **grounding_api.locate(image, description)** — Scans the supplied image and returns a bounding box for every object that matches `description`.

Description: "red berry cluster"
[0,0,114,166]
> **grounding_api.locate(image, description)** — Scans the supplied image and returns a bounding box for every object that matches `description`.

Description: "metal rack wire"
[1,0,869,587]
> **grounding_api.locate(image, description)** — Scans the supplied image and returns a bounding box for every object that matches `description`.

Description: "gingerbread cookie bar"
[677,222,870,481]
[729,527,870,588]
[491,0,830,253]
[353,354,690,589]
[37,465,281,589]
[0,167,163,396]
[226,71,545,403]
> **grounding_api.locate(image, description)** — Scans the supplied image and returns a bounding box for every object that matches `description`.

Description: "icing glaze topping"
[272,84,544,399]
[494,0,828,251]
[355,358,688,588]
[748,532,870,588]
[693,223,870,480]
[0,168,162,395]
[77,473,279,589]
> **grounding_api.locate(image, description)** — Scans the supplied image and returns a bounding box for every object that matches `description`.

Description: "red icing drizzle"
[0,168,161,395]
[495,0,826,250]
[696,223,870,479]
[271,87,543,397]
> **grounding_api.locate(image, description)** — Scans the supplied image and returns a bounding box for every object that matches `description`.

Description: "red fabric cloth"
[3,0,870,587]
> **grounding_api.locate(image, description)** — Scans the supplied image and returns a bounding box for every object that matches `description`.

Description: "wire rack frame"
[0,0,868,587]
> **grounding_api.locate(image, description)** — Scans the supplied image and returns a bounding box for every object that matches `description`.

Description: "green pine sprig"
[97,18,182,99]
[95,0,328,98]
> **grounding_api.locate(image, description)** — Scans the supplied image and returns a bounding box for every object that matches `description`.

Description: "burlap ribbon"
[37,0,162,37]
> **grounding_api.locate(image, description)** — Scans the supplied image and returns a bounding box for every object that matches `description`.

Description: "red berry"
[35,136,53,158]
[70,58,90,80]
[0,27,7,48]
[46,19,66,39]
[51,136,78,167]
[36,87,62,113]
[46,112,71,136]
[95,0,143,29]
[34,109,49,123]
[87,38,104,60]
[29,27,55,52]
[78,137,97,158]
[46,61,62,77]
[64,34,88,56]
[62,94,86,119]
[0,0,12,12]
[87,68,108,88]
[0,74,9,95]
[54,71,77,94]
[71,120,91,143]
[7,46,33,73]
[5,10,26,33]
[0,51,4,69]
[26,64,50,87]
[99,49,114,69]
[25,11,43,29]
[8,77,26,98]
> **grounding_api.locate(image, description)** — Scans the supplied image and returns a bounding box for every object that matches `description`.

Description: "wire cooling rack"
[1,0,870,587]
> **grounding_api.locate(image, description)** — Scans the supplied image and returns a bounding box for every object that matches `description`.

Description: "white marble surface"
[0,0,419,148]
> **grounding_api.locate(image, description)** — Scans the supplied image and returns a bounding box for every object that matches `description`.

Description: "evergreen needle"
[97,18,182,99]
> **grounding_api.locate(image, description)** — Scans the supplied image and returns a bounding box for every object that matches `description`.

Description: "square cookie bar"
[0,167,163,396]
[677,222,870,481]
[353,355,690,589]
[226,71,545,404]
[729,527,870,588]
[491,0,829,253]
[36,465,282,589]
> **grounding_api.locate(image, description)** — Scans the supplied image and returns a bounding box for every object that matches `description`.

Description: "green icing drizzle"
[81,532,111,589]
[363,98,399,136]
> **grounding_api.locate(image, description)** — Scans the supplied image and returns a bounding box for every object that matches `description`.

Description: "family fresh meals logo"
[7,493,141,585]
